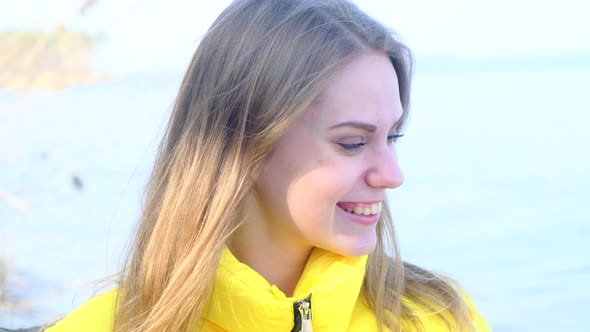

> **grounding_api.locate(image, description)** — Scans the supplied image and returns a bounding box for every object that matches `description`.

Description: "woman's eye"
[339,142,366,152]
[337,137,366,152]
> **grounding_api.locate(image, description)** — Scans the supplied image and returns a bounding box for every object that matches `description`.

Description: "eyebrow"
[328,121,377,132]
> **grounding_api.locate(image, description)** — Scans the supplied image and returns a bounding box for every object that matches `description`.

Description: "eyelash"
[389,134,404,143]
[340,142,365,152]
[339,134,404,152]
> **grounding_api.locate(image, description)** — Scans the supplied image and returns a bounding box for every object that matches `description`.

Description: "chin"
[324,238,377,257]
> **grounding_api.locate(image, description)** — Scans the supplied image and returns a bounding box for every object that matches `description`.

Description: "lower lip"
[336,205,380,226]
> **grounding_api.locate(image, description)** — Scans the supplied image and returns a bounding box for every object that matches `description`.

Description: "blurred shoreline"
[0,29,107,91]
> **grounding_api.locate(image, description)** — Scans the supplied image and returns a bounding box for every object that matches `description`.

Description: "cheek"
[257,137,365,232]
[285,165,352,226]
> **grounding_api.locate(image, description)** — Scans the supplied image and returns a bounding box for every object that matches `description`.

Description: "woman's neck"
[228,218,313,297]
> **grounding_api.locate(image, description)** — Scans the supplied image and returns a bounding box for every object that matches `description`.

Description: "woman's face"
[251,51,404,257]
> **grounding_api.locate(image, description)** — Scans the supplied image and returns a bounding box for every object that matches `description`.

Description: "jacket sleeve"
[43,289,118,332]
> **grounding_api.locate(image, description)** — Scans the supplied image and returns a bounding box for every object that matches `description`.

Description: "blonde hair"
[115,0,475,331]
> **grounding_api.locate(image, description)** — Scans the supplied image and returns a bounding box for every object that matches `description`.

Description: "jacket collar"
[205,247,368,331]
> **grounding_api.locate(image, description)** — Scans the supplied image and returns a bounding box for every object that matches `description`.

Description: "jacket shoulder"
[44,289,118,332]
[464,295,492,332]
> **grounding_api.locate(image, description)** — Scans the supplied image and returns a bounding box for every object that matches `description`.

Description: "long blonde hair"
[115,0,475,331]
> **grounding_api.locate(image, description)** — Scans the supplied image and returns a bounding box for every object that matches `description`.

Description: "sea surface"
[1,57,589,331]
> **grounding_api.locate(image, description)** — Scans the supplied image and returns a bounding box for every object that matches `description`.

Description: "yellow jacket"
[46,247,491,331]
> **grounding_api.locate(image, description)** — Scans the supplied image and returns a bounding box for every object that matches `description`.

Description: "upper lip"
[338,200,382,204]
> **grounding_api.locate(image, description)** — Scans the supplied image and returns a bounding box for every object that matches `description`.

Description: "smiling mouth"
[337,202,382,216]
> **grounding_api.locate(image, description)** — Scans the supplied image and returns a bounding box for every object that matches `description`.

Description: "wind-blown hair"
[114,0,475,331]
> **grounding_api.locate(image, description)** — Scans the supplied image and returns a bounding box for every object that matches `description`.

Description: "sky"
[1,0,589,73]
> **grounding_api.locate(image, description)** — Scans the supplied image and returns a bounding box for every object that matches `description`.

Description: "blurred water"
[1,59,589,331]
[0,73,180,327]
[392,64,590,331]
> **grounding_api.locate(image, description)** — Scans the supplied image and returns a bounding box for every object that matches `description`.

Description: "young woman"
[46,0,491,331]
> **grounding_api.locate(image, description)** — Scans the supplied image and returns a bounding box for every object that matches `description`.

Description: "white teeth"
[371,204,379,214]
[346,202,382,216]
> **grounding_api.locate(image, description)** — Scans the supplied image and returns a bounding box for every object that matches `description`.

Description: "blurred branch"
[0,189,29,213]
[79,0,98,15]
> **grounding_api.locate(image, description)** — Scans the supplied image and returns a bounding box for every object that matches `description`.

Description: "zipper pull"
[291,294,313,332]
[298,300,313,332]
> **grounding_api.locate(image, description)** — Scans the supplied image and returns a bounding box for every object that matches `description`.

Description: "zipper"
[291,294,313,332]
[298,300,312,332]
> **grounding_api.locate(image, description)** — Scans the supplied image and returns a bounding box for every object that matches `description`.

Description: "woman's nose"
[365,147,404,189]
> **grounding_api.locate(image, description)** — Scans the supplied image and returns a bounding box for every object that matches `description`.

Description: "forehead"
[304,51,403,128]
